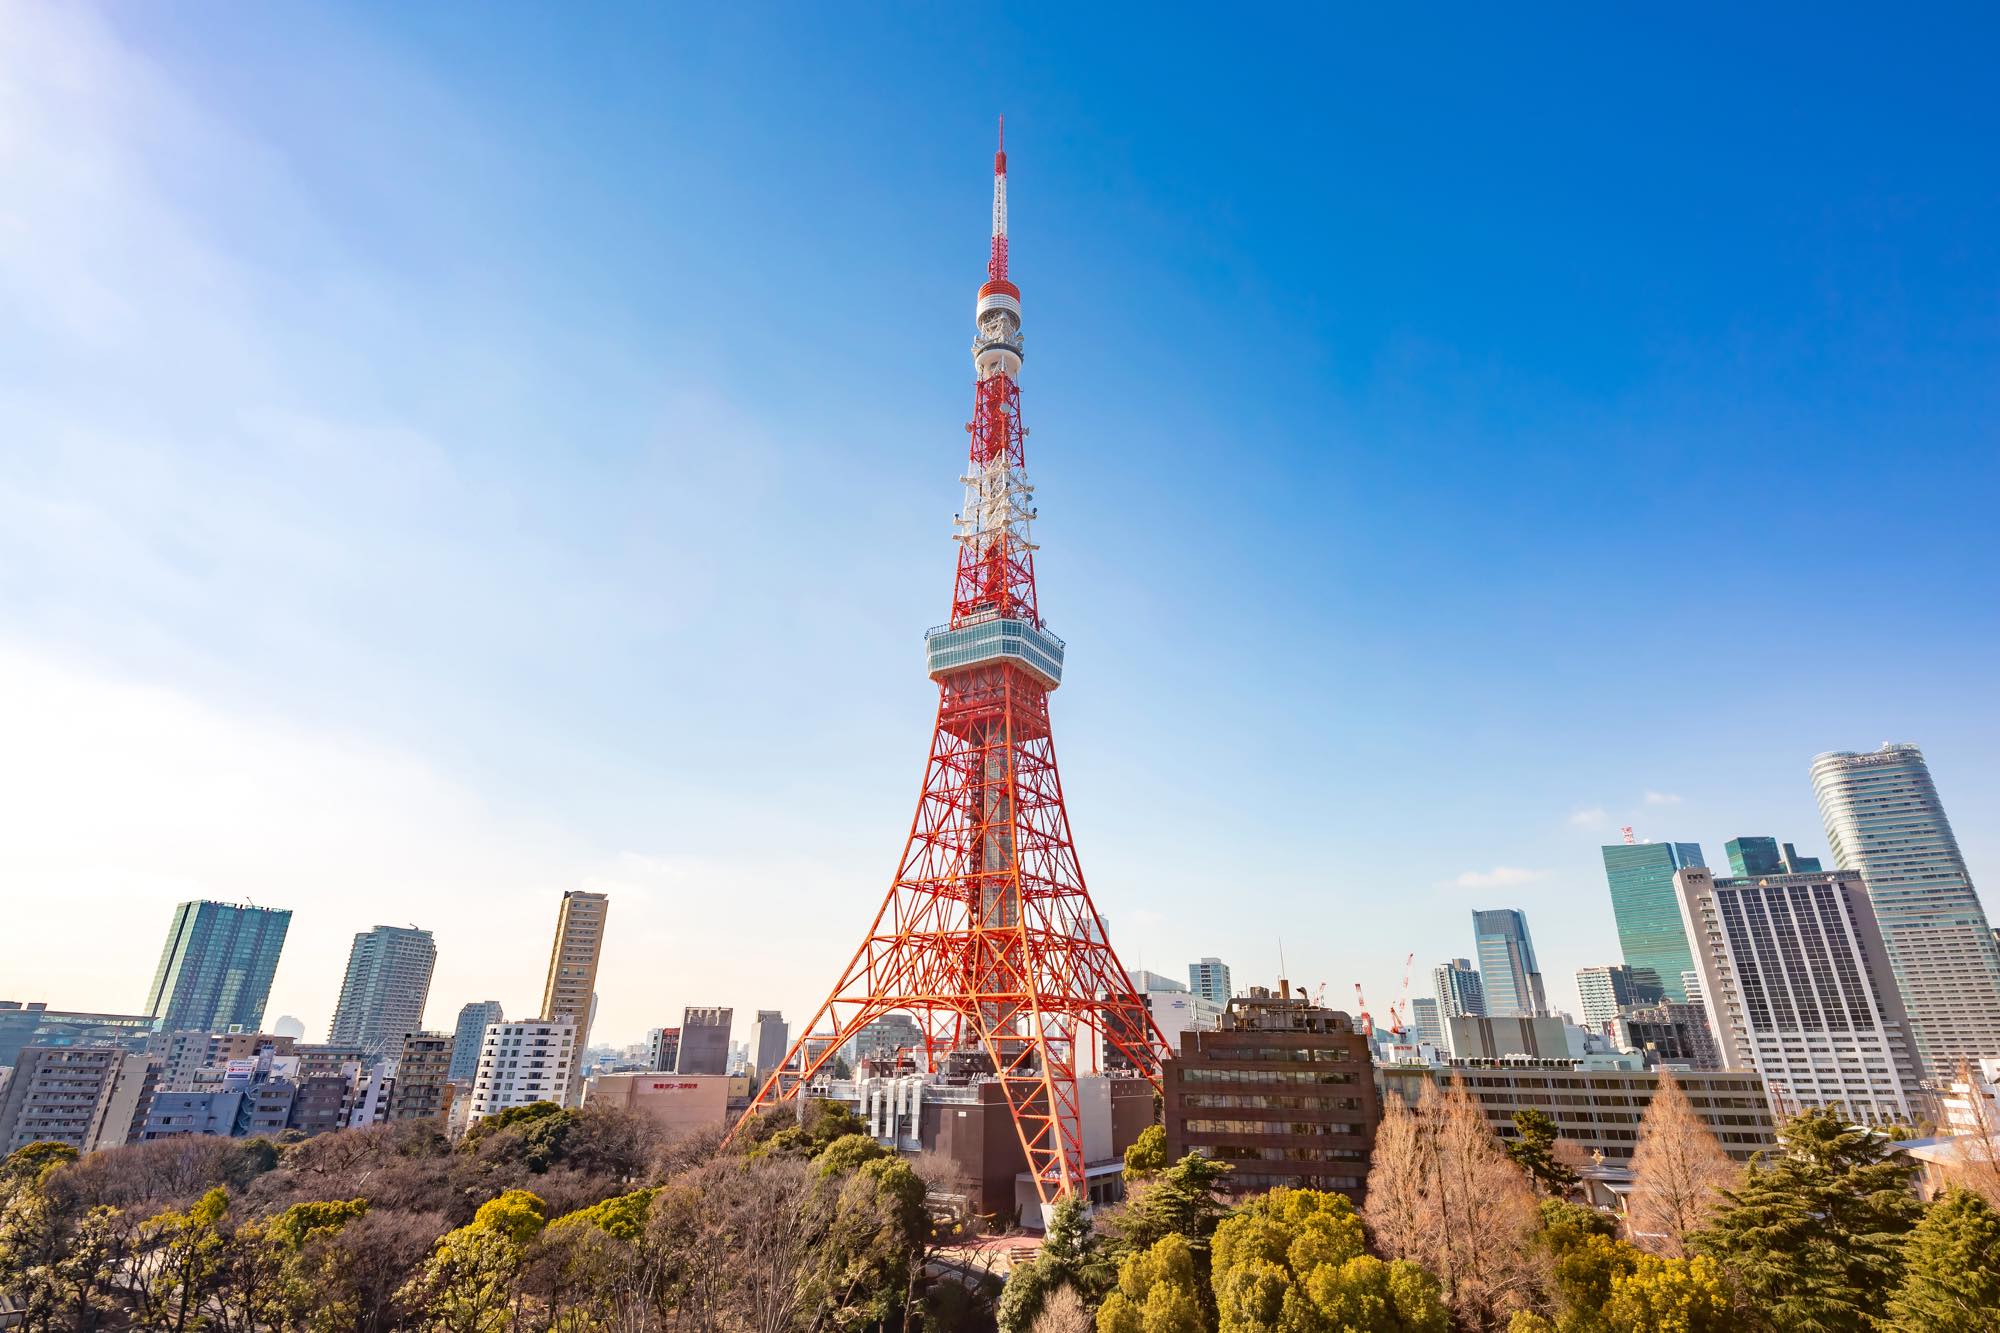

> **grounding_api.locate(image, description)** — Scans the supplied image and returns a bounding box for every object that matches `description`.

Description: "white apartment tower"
[1811,744,2000,1078]
[466,1018,578,1125]
[1676,865,1920,1124]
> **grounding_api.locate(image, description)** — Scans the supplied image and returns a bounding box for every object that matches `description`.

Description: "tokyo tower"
[737,123,1171,1206]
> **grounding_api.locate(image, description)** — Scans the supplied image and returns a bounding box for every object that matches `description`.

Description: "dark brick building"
[1162,984,1380,1202]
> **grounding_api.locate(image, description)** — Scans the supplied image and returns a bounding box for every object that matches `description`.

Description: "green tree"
[1886,1186,2000,1332]
[815,1132,893,1179]
[1113,1152,1234,1259]
[1124,1126,1170,1182]
[1000,1198,1113,1333]
[1601,1254,1732,1333]
[809,1155,931,1329]
[1209,1187,1448,1333]
[1095,1233,1204,1333]
[400,1189,547,1333]
[1690,1108,1922,1331]
[142,1187,232,1333]
[1532,1200,1640,1333]
[1506,1110,1580,1199]
[546,1187,657,1244]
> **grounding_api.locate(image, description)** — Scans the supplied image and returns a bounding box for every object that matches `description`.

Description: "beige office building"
[538,891,608,1105]
[1377,1058,1775,1163]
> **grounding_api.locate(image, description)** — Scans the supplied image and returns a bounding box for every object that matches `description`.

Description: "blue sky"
[3,6,1996,1046]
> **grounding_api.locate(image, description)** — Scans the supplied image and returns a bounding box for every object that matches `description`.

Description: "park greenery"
[1,1077,1998,1332]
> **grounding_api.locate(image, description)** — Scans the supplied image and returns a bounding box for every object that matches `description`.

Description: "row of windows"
[1180,1067,1360,1086]
[1180,1092,1364,1112]
[1183,1119,1364,1137]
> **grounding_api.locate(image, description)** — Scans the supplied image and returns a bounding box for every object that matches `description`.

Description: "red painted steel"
[733,133,1170,1207]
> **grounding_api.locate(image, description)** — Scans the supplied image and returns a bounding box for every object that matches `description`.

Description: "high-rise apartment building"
[538,891,608,1105]
[1575,964,1645,1032]
[1676,864,1921,1124]
[1432,959,1485,1017]
[388,1032,453,1122]
[468,1019,577,1124]
[1188,958,1232,1007]
[144,901,293,1034]
[1725,836,1821,877]
[328,926,437,1055]
[0,1046,152,1154]
[1811,744,2000,1077]
[448,1001,506,1083]
[1471,909,1547,1017]
[750,1010,789,1078]
[676,1006,733,1075]
[1600,841,1705,1001]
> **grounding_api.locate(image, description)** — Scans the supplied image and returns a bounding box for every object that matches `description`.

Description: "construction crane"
[1621,826,1636,845]
[1385,951,1415,1036]
[1352,983,1374,1037]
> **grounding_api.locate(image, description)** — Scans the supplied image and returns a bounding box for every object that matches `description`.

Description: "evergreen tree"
[1000,1198,1113,1333]
[1124,1125,1170,1182]
[1690,1108,1922,1331]
[1507,1110,1581,1199]
[1886,1186,2000,1332]
[1208,1187,1448,1333]
[1094,1233,1205,1333]
[1112,1152,1234,1258]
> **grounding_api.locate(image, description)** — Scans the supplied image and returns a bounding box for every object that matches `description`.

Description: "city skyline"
[5,7,2000,1048]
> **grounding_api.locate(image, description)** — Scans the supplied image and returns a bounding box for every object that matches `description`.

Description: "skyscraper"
[750,1010,789,1078]
[328,925,437,1055]
[145,901,293,1034]
[538,891,608,1105]
[1600,841,1705,1001]
[448,1001,506,1083]
[1812,744,2000,1076]
[1725,836,1821,877]
[1471,909,1547,1017]
[1188,958,1232,1007]
[1575,964,1645,1032]
[1676,864,1920,1124]
[1432,959,1485,1017]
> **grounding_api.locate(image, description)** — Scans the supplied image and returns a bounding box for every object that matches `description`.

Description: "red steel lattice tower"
[737,122,1171,1206]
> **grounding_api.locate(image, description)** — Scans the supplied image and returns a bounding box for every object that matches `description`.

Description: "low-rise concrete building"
[1377,1057,1775,1164]
[585,1072,734,1138]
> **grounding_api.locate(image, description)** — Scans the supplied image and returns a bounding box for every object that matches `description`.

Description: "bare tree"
[1364,1076,1540,1331]
[1030,1282,1091,1333]
[1943,1058,2000,1205]
[1625,1069,1739,1255]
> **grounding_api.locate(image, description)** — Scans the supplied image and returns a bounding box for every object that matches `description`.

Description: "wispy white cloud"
[1449,866,1548,890]
[1567,806,1610,829]
[1643,790,1683,806]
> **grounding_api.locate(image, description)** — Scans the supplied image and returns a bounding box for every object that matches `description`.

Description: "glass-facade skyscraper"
[1812,744,2000,1077]
[144,900,293,1034]
[1725,836,1821,877]
[1432,958,1485,1017]
[1601,841,1706,1002]
[1471,909,1547,1017]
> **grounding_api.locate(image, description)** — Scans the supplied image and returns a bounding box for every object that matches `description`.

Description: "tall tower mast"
[735,124,1171,1208]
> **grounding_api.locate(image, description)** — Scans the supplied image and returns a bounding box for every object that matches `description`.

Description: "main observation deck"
[924,613,1064,690]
